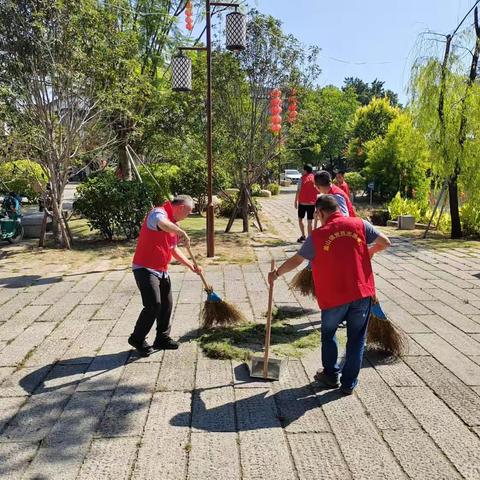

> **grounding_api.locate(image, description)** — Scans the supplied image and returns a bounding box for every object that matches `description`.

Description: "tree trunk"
[240,184,249,233]
[448,176,462,239]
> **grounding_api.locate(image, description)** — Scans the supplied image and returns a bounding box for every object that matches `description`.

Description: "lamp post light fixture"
[172,1,246,258]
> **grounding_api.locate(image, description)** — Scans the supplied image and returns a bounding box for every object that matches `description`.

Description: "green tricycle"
[1,209,24,244]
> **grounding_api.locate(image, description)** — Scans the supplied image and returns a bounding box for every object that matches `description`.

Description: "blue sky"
[251,0,476,103]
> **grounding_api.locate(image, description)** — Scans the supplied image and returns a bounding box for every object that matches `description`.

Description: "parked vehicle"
[284,169,302,184]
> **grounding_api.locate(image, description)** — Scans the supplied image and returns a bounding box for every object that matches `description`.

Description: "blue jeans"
[321,297,372,389]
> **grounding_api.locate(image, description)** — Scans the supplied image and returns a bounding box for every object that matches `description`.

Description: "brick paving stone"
[411,333,480,385]
[37,292,84,322]
[395,386,480,479]
[356,364,419,430]
[430,278,480,303]
[403,356,480,426]
[96,362,160,437]
[0,287,20,307]
[188,432,241,480]
[382,428,462,480]
[320,391,406,479]
[0,366,15,384]
[471,356,480,366]
[76,336,130,392]
[0,442,39,479]
[420,301,480,333]
[24,305,96,367]
[195,355,232,389]
[239,429,297,480]
[59,320,115,364]
[416,314,480,355]
[380,300,431,333]
[177,280,203,304]
[0,304,49,342]
[391,295,432,315]
[0,322,56,367]
[272,360,330,433]
[423,288,480,315]
[288,432,351,480]
[388,279,436,301]
[156,341,197,391]
[132,391,190,480]
[0,397,26,433]
[80,279,120,305]
[70,272,104,293]
[31,281,76,306]
[110,298,140,336]
[0,365,53,397]
[0,391,71,442]
[366,353,424,386]
[92,291,133,320]
[25,391,112,480]
[171,302,200,339]
[192,386,235,432]
[77,436,139,480]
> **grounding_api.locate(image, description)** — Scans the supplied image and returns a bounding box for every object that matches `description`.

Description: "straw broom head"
[367,313,408,357]
[290,266,315,298]
[201,298,247,329]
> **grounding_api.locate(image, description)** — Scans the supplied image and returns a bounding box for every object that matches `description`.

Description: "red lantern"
[287,88,298,124]
[185,1,194,31]
[271,105,282,115]
[269,88,283,134]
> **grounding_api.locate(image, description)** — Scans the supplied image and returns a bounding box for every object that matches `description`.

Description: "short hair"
[336,170,346,176]
[315,194,339,214]
[303,164,313,174]
[314,170,332,187]
[172,195,194,207]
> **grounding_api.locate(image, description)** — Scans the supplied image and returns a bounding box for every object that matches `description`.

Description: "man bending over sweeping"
[129,195,202,357]
[269,194,391,395]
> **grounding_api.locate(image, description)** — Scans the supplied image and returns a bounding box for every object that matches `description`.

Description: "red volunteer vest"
[298,173,318,204]
[311,212,375,310]
[132,202,178,272]
[338,181,351,199]
[329,184,356,217]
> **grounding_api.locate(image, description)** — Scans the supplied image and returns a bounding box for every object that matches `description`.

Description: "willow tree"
[213,11,320,232]
[410,9,480,238]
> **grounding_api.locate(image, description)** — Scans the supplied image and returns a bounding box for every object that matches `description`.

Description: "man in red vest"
[294,164,318,243]
[315,170,356,218]
[129,195,202,356]
[269,195,391,394]
[335,170,351,199]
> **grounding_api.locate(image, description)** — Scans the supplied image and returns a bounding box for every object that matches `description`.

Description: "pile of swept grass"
[196,321,321,361]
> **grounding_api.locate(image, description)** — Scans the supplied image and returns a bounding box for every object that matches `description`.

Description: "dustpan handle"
[263,259,275,379]
[185,244,210,291]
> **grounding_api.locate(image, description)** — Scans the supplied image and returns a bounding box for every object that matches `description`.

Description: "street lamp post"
[172,1,246,258]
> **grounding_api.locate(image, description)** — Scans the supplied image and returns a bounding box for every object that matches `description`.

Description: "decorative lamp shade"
[226,12,247,51]
[172,54,192,92]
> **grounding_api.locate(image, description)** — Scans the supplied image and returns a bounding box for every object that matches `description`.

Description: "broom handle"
[263,259,275,379]
[185,244,210,291]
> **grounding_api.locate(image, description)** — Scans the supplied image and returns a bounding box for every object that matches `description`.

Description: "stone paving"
[1,187,480,479]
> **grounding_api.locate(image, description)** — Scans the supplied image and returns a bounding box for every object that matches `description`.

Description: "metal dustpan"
[249,260,287,381]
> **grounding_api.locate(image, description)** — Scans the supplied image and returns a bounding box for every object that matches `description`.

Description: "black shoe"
[297,236,306,243]
[128,336,153,357]
[314,370,340,388]
[340,385,354,395]
[153,336,179,350]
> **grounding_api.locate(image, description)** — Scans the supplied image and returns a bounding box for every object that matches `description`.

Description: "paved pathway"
[1,187,480,479]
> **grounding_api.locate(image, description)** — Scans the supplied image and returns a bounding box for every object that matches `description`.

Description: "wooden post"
[263,259,275,379]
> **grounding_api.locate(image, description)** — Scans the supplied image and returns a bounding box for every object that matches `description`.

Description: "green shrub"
[0,160,47,201]
[138,164,179,205]
[217,193,261,218]
[266,183,280,195]
[461,202,480,236]
[250,183,261,196]
[343,172,365,195]
[74,171,151,240]
[171,159,230,213]
[387,192,422,220]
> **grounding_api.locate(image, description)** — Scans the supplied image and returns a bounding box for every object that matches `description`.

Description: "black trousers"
[131,268,173,342]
